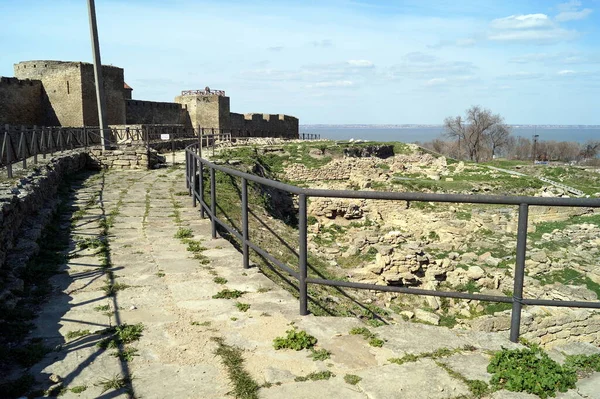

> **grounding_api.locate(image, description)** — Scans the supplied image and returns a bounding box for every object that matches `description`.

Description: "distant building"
[0,60,298,138]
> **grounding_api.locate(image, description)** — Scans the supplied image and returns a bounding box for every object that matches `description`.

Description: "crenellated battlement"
[1,59,298,138]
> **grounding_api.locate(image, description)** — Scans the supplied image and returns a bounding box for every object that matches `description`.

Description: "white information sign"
[160,134,170,140]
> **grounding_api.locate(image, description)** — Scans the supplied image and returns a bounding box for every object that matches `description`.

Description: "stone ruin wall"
[0,77,43,126]
[125,100,189,126]
[0,151,89,305]
[230,112,299,139]
[2,60,300,139]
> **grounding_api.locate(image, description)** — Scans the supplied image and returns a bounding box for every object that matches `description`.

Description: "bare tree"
[487,124,511,159]
[580,140,600,159]
[444,105,509,162]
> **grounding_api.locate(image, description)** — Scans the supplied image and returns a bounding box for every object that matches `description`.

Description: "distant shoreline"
[301,124,600,130]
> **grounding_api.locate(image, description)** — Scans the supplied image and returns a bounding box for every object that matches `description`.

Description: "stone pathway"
[26,151,600,399]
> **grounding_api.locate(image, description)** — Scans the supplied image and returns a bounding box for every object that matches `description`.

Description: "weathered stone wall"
[0,77,43,125]
[14,61,83,126]
[87,144,165,170]
[0,151,88,303]
[13,61,126,126]
[470,309,600,349]
[125,100,188,125]
[80,63,126,126]
[174,94,231,130]
[230,112,298,138]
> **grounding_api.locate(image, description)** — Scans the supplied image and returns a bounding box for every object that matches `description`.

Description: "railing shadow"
[207,170,389,321]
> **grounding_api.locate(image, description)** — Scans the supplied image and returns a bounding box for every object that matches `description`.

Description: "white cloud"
[556,8,593,21]
[491,14,553,30]
[489,29,577,42]
[311,39,333,47]
[558,69,576,75]
[510,52,600,65]
[555,0,593,21]
[347,59,374,68]
[557,0,582,13]
[498,72,544,80]
[267,46,284,52]
[312,80,354,88]
[488,13,578,43]
[428,37,477,49]
[425,78,447,86]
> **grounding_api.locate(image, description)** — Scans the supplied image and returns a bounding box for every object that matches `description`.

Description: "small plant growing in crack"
[273,328,317,351]
[213,277,227,284]
[308,348,331,361]
[294,370,334,382]
[344,374,362,385]
[97,323,144,350]
[235,302,250,312]
[112,347,139,362]
[212,289,245,299]
[96,374,132,394]
[102,281,130,297]
[65,329,91,340]
[349,326,384,347]
[174,228,193,239]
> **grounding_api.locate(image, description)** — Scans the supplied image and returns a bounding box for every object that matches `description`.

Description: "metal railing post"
[210,167,217,238]
[199,161,205,218]
[3,129,13,179]
[510,203,529,343]
[19,126,26,169]
[49,127,54,157]
[32,126,38,164]
[242,178,249,269]
[186,151,191,190]
[299,193,309,315]
[41,127,46,159]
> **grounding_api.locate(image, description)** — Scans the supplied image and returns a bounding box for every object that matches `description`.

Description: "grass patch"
[212,337,260,399]
[487,345,576,398]
[96,374,132,394]
[102,281,130,297]
[213,277,228,284]
[174,227,193,239]
[112,347,139,362]
[389,347,465,365]
[70,385,87,393]
[235,302,251,312]
[213,289,245,299]
[349,327,384,347]
[344,374,362,385]
[65,329,91,340]
[273,329,317,351]
[186,239,207,253]
[308,348,331,361]
[97,323,144,350]
[294,370,335,382]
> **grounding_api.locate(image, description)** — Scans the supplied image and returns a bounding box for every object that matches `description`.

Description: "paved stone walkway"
[27,151,599,399]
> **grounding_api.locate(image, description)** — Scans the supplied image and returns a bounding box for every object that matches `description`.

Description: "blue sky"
[1,0,599,125]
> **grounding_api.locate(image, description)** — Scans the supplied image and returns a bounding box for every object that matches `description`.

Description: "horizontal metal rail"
[186,142,600,343]
[1,124,298,177]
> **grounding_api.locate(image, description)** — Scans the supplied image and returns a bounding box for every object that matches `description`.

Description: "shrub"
[487,345,576,398]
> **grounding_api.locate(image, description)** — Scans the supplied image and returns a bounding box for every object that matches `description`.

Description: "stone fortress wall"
[0,77,43,126]
[0,60,298,138]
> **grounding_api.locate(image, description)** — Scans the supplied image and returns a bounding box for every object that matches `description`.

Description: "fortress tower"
[174,89,231,130]
[13,61,126,126]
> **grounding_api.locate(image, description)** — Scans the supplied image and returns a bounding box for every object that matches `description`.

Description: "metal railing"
[185,142,600,342]
[300,133,321,140]
[1,125,297,178]
[181,89,226,96]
